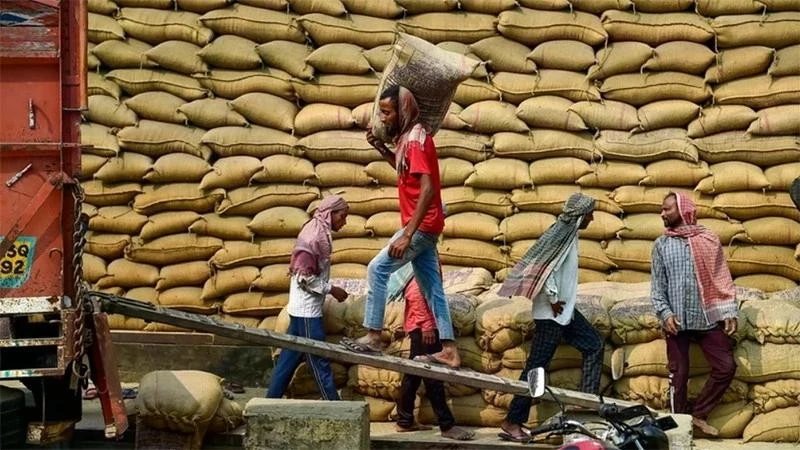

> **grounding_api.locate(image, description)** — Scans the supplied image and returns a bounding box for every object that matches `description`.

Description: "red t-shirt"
[398,129,445,234]
[403,278,436,333]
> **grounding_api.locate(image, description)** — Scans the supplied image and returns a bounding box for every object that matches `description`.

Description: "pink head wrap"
[288,195,348,276]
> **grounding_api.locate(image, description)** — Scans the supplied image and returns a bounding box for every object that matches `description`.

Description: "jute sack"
[85,95,138,128]
[372,33,479,143]
[502,343,611,372]
[508,185,596,216]
[296,13,395,49]
[642,41,715,74]
[198,35,261,70]
[331,238,388,265]
[144,41,208,75]
[442,186,514,218]
[347,365,403,400]
[607,293,661,345]
[217,185,319,216]
[248,207,309,237]
[604,240,653,275]
[145,154,212,184]
[714,192,800,222]
[630,0,694,12]
[441,267,494,296]
[362,44,393,73]
[332,216,370,239]
[320,296,350,335]
[735,275,797,293]
[210,239,295,269]
[294,104,354,136]
[127,234,223,265]
[212,314,261,328]
[200,156,262,191]
[125,92,187,125]
[288,0,346,15]
[340,0,404,18]
[308,187,396,217]
[615,340,711,377]
[208,398,243,434]
[443,212,500,241]
[363,161,397,186]
[516,97,587,131]
[741,217,800,246]
[342,295,404,341]
[117,121,207,158]
[568,100,639,131]
[194,69,295,100]
[491,70,602,104]
[96,259,159,289]
[132,184,224,215]
[750,379,800,414]
[395,0,459,13]
[178,99,249,130]
[89,206,148,235]
[580,269,608,283]
[498,212,556,242]
[578,240,617,272]
[735,341,800,382]
[712,12,800,49]
[93,153,152,184]
[397,13,498,44]
[106,69,208,101]
[176,0,232,13]
[250,264,290,291]
[726,245,800,281]
[529,40,595,71]
[306,43,371,75]
[636,100,700,131]
[742,298,800,344]
[256,40,313,80]
[82,180,142,207]
[313,162,373,187]
[126,287,159,305]
[695,162,769,194]
[747,105,800,136]
[459,101,529,134]
[222,292,288,316]
[694,132,800,167]
[492,130,598,161]
[596,129,699,163]
[458,336,502,374]
[601,11,713,45]
[157,287,217,314]
[201,126,296,159]
[287,362,348,397]
[439,157,474,187]
[475,296,533,353]
[117,8,213,46]
[137,370,223,433]
[88,0,118,15]
[201,266,260,300]
[229,93,298,132]
[696,0,763,15]
[432,130,492,163]
[576,161,647,188]
[85,233,131,260]
[641,159,711,187]
[618,214,666,240]
[157,261,212,291]
[88,12,125,43]
[610,187,724,218]
[295,130,380,164]
[497,8,606,46]
[82,254,107,284]
[600,72,711,106]
[92,38,155,69]
[704,46,774,84]
[744,406,800,442]
[338,389,395,422]
[469,36,536,74]
[453,78,502,106]
[198,4,303,43]
[713,75,800,109]
[769,44,800,76]
[330,264,368,279]
[465,158,532,190]
[88,72,121,99]
[614,376,748,411]
[189,214,253,241]
[508,239,537,264]
[81,123,119,157]
[586,41,653,81]
[438,239,508,272]
[419,394,506,427]
[252,155,315,184]
[704,401,755,439]
[447,293,477,336]
[529,158,592,185]
[606,270,651,283]
[364,212,400,237]
[293,74,378,108]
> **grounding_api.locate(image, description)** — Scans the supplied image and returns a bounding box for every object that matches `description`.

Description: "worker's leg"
[266,316,305,398]
[396,329,425,429]
[666,331,692,414]
[410,241,454,341]
[692,327,736,420]
[564,310,604,395]
[419,330,456,432]
[303,317,341,400]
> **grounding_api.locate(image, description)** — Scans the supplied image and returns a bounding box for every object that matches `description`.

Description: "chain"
[70,182,90,382]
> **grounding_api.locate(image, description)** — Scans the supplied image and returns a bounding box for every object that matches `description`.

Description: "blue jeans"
[363,229,455,340]
[266,315,339,400]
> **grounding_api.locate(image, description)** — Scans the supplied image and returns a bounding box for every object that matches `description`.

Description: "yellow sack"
[137,370,223,433]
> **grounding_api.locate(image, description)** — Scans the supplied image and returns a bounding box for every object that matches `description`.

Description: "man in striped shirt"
[651,192,738,437]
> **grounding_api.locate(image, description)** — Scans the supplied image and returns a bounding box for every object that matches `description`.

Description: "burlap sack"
[438,239,508,272]
[704,46,774,84]
[96,259,159,289]
[107,313,147,331]
[502,344,613,372]
[194,69,294,101]
[475,297,533,353]
[442,187,514,218]
[286,362,348,397]
[610,186,724,218]
[145,154,212,184]
[124,92,187,125]
[491,71,601,104]
[85,95,137,129]
[296,13,395,49]
[529,40,595,71]
[769,44,800,77]
[736,341,800,382]
[587,41,653,81]
[743,406,800,442]
[189,214,253,241]
[81,123,119,157]
[157,287,217,314]
[578,211,626,241]
[88,12,125,43]
[614,376,748,410]
[83,180,142,207]
[347,365,403,400]
[198,35,261,71]
[742,298,800,344]
[295,130,380,164]
[89,206,148,235]
[248,207,309,238]
[364,212,400,238]
[294,104,355,136]
[106,69,208,101]
[198,4,303,43]
[397,13,497,44]
[696,0,762,15]
[618,214,666,241]
[82,253,107,284]
[439,157,475,187]
[117,121,208,159]
[459,101,528,134]
[517,97,587,132]
[601,11,713,45]
[433,130,492,163]
[636,100,701,132]
[497,212,555,243]
[208,398,243,433]
[331,238,388,265]
[575,161,648,188]
[750,379,800,414]
[643,41,714,74]
[221,292,288,317]
[469,36,535,73]
[419,393,505,427]
[509,185,577,215]
[497,8,606,46]
[492,130,598,162]
[747,105,800,136]
[157,261,212,292]
[615,340,711,377]
[641,160,710,187]
[332,217,370,239]
[726,244,800,280]
[201,266,260,300]
[127,234,223,266]
[145,41,208,75]
[713,75,800,110]
[91,37,154,69]
[696,133,800,168]
[85,233,131,260]
[251,155,315,185]
[210,239,295,269]
[600,72,711,106]
[87,72,121,99]
[201,126,296,159]
[256,40,313,80]
[313,162,373,187]
[712,12,800,49]
[687,105,758,138]
[735,275,797,293]
[607,293,661,345]
[218,185,319,216]
[440,266,495,296]
[466,158,532,190]
[741,217,800,246]
[569,100,639,131]
[137,370,223,433]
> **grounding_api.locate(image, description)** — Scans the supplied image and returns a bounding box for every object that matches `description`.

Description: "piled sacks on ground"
[270,277,800,443]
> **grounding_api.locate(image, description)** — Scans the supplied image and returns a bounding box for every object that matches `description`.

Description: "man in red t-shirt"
[342,85,460,368]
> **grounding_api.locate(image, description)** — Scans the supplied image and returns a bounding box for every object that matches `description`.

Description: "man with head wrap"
[342,85,461,368]
[497,193,603,443]
[651,192,738,437]
[266,195,350,400]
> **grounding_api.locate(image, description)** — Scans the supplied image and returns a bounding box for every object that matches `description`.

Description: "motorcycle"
[523,366,678,450]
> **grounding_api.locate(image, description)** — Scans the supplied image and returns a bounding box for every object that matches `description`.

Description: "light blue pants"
[363,229,455,341]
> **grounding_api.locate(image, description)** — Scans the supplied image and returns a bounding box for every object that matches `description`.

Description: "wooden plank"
[96,293,638,410]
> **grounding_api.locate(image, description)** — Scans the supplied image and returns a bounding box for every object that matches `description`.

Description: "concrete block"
[244,399,369,450]
[666,413,693,450]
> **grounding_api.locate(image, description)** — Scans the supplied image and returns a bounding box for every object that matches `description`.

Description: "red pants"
[666,326,736,420]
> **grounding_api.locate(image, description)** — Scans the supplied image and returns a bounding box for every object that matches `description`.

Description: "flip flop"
[83,387,98,400]
[498,431,531,443]
[340,337,383,354]
[224,381,245,394]
[442,426,475,441]
[413,353,461,369]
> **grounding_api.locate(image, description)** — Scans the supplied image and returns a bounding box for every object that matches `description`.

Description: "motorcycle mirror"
[611,347,625,381]
[527,367,546,399]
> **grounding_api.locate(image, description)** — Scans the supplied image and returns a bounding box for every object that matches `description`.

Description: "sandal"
[413,353,461,369]
[498,424,532,443]
[442,426,475,441]
[340,336,383,354]
[83,386,98,400]
[224,381,245,394]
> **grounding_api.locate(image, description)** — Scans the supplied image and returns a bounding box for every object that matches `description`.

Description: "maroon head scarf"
[288,195,348,276]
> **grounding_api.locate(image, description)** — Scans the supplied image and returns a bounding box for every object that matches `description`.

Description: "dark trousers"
[506,310,604,425]
[266,315,340,400]
[666,326,736,420]
[396,329,456,431]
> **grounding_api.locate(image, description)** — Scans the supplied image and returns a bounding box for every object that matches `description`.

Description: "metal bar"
[0,173,60,256]
[96,293,639,410]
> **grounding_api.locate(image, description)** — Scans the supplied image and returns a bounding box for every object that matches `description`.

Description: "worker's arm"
[650,241,677,334]
[389,173,434,259]
[367,130,396,169]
